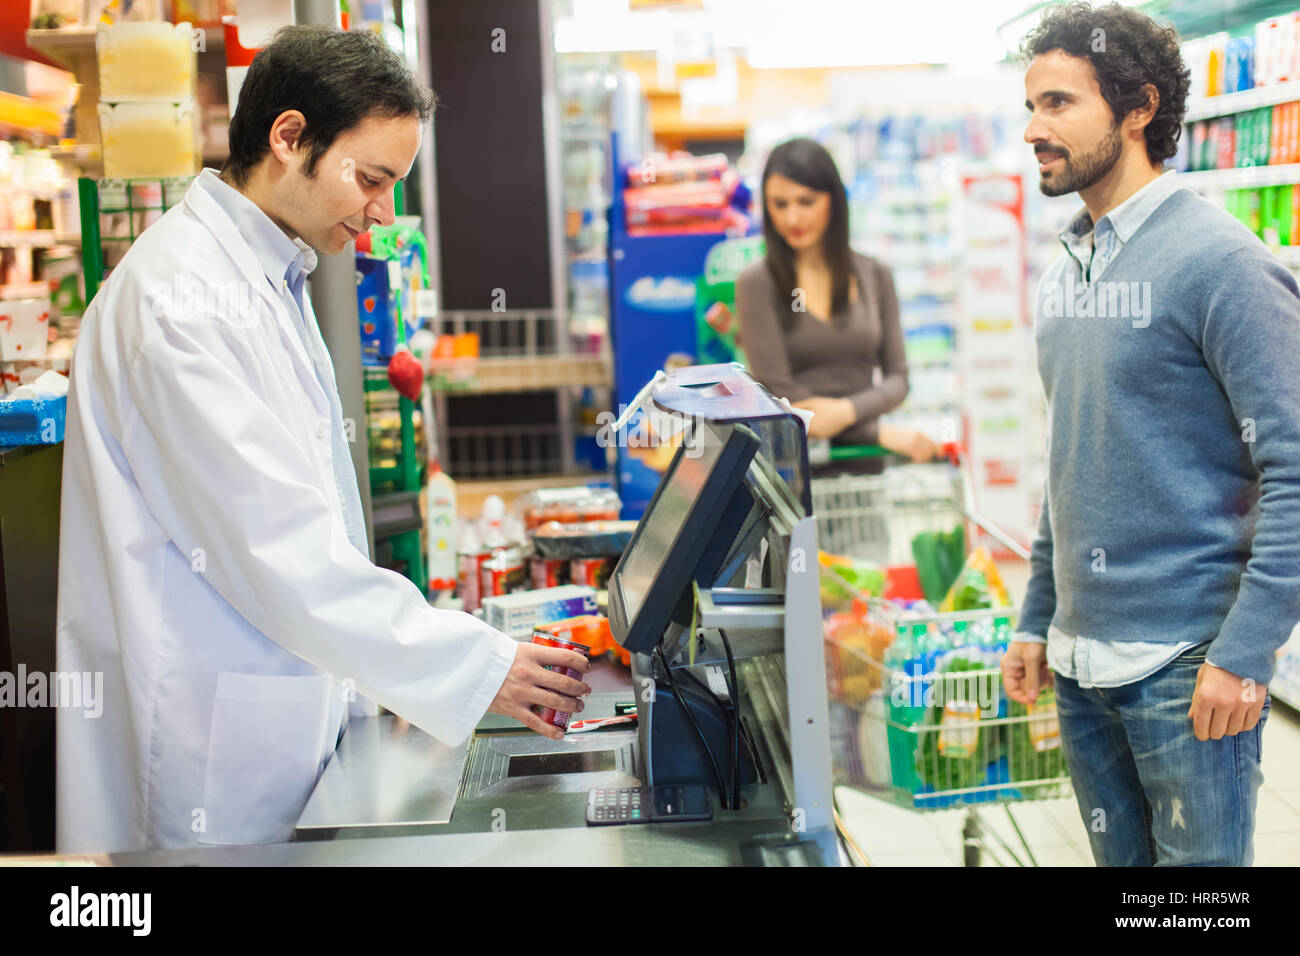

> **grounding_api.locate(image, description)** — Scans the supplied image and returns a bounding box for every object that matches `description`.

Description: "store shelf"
[429,355,610,394]
[1267,245,1300,266]
[1179,163,1300,190]
[0,231,63,248]
[1185,80,1300,122]
[24,27,96,71]
[0,281,49,300]
[456,471,610,516]
[49,143,102,168]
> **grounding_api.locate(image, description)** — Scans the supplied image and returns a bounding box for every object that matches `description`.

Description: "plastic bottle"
[425,462,458,592]
[481,494,507,548]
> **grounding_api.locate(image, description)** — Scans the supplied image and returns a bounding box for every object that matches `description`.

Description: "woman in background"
[736,137,939,470]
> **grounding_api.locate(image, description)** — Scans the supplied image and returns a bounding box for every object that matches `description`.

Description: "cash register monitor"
[609,420,760,654]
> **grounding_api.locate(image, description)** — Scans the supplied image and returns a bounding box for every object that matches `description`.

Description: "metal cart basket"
[814,450,1072,866]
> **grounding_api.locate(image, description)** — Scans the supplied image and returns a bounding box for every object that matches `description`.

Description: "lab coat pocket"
[198,671,333,845]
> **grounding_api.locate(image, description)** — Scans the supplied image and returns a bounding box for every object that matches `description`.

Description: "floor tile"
[1254,790,1300,835]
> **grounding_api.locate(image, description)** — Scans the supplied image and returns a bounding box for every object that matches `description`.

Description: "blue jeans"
[1054,642,1270,866]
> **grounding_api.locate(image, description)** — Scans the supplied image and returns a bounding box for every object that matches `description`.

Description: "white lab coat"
[56,175,518,854]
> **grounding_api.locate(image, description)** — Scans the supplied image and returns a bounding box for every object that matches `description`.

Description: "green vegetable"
[911,524,964,603]
[914,655,1000,791]
[1008,696,1069,785]
[949,568,991,612]
[829,561,885,597]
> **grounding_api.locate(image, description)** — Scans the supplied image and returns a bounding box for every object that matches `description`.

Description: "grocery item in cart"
[1008,691,1069,788]
[938,546,1011,611]
[818,550,886,598]
[914,654,1002,792]
[911,523,964,604]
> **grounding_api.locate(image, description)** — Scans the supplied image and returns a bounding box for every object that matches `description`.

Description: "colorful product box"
[481,584,599,639]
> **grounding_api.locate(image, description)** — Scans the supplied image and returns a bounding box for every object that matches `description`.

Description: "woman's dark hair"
[760,138,853,329]
[1021,1,1189,165]
[223,25,436,186]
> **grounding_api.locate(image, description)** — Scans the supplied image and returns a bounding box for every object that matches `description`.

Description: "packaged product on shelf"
[479,545,527,601]
[529,555,570,589]
[530,519,636,559]
[425,464,457,592]
[1215,116,1236,171]
[624,153,728,185]
[97,21,197,101]
[1292,183,1300,243]
[1205,32,1229,97]
[569,555,617,590]
[519,486,620,531]
[456,527,489,613]
[1224,35,1255,93]
[355,225,430,367]
[0,300,51,362]
[99,100,198,179]
[481,585,598,639]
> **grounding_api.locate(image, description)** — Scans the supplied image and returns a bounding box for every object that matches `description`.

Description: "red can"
[570,555,616,589]
[529,555,571,589]
[458,548,491,612]
[530,633,591,730]
[479,546,526,600]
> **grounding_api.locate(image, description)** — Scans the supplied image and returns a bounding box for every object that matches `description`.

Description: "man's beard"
[1038,121,1123,197]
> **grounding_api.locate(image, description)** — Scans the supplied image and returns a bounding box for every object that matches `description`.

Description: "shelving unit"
[1179,162,1300,189]
[1185,80,1300,121]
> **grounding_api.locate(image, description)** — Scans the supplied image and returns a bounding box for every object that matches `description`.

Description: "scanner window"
[507,750,617,778]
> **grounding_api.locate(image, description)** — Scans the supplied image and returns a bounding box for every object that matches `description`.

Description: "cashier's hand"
[1002,641,1053,706]
[794,397,855,439]
[1188,662,1267,741]
[488,642,592,741]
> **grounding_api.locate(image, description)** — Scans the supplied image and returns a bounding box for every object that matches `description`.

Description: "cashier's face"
[764,174,832,254]
[1023,50,1123,198]
[273,111,423,255]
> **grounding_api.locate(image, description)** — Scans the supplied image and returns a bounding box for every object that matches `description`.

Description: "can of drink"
[529,555,570,589]
[458,547,491,612]
[530,632,591,730]
[570,555,616,589]
[480,545,526,600]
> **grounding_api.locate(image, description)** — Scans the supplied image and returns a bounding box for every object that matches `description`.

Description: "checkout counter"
[111,366,845,867]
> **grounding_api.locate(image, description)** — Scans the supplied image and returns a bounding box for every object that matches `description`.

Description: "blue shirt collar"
[1060,169,1185,256]
[193,168,318,290]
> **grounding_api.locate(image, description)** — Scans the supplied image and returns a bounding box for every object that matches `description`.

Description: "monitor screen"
[609,419,759,653]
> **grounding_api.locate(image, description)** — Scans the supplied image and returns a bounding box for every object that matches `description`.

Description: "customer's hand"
[878,424,942,463]
[1002,641,1053,706]
[1188,662,1267,741]
[794,397,855,438]
[487,641,592,740]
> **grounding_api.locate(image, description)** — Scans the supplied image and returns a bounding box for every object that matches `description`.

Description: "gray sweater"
[1020,187,1300,684]
[735,252,908,445]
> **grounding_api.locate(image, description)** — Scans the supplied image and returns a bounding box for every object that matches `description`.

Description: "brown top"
[735,252,909,445]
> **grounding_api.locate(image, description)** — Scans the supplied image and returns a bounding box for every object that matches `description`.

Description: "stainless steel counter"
[103,661,835,865]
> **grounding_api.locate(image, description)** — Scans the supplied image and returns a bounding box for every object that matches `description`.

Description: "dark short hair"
[223,25,435,185]
[1021,1,1189,165]
[760,138,853,330]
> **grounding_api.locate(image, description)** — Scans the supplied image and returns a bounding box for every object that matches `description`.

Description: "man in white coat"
[56,26,590,853]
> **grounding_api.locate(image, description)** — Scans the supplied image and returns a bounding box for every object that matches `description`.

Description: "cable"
[718,628,741,810]
[655,643,728,804]
[674,638,741,810]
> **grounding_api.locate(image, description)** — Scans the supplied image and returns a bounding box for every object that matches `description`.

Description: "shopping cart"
[814,445,1072,867]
